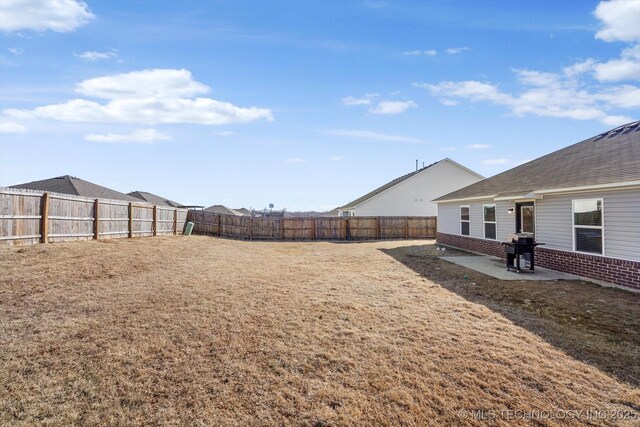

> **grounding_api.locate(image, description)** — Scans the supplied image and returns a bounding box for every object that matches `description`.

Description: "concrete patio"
[440,255,581,281]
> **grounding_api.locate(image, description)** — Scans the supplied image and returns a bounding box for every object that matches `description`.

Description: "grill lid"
[506,232,535,244]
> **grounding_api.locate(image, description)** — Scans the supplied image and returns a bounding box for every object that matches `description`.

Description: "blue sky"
[1,0,639,210]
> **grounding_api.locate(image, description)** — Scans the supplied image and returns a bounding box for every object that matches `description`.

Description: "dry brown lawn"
[1,236,639,426]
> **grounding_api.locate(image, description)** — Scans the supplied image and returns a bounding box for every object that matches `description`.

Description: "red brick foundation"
[437,232,640,290]
[436,232,506,259]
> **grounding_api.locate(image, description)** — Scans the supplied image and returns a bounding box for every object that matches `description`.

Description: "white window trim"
[460,205,470,236]
[483,204,497,240]
[572,198,604,255]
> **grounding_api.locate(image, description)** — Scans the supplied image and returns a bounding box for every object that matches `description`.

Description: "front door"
[516,202,535,234]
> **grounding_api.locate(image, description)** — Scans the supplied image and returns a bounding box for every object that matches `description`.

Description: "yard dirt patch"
[1,236,639,426]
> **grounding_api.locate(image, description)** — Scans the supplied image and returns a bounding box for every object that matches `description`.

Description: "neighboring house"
[234,208,251,216]
[335,158,484,217]
[434,121,640,290]
[128,191,182,207]
[204,205,245,215]
[10,175,140,202]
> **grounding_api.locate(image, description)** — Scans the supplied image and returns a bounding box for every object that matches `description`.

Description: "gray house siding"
[535,197,572,251]
[439,188,640,262]
[437,203,460,234]
[536,188,640,262]
[496,201,514,241]
[437,200,515,242]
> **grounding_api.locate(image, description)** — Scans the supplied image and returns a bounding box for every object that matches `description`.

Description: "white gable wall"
[348,160,483,217]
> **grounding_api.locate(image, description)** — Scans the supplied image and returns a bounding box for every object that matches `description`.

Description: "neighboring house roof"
[435,120,640,202]
[10,175,140,202]
[128,191,182,207]
[337,158,484,210]
[204,205,244,215]
[234,208,251,216]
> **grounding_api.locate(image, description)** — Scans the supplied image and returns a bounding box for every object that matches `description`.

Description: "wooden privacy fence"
[0,188,188,246]
[188,211,437,241]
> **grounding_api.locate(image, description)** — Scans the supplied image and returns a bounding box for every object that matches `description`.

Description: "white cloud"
[596,84,640,108]
[561,1,640,84]
[342,96,372,106]
[417,81,511,103]
[330,155,344,161]
[285,158,306,163]
[213,130,235,136]
[75,50,118,62]
[594,0,640,42]
[325,129,423,143]
[76,69,210,99]
[0,121,27,133]
[593,44,640,81]
[440,99,459,106]
[8,47,23,55]
[0,0,94,32]
[343,93,418,115]
[600,114,635,126]
[466,144,491,149]
[445,47,470,54]
[416,69,635,126]
[563,59,597,77]
[341,93,379,106]
[3,68,274,126]
[403,49,437,56]
[85,128,170,144]
[369,100,417,115]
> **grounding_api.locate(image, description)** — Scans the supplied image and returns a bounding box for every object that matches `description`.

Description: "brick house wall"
[437,232,640,290]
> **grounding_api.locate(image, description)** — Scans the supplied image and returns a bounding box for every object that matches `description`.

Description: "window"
[573,199,603,254]
[460,206,470,236]
[483,204,496,240]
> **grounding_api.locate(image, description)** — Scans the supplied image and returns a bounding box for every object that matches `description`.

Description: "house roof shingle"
[128,191,182,207]
[435,121,640,202]
[204,205,244,215]
[10,175,140,202]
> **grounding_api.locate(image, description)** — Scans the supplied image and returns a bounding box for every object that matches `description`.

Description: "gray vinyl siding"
[536,188,640,261]
[496,201,515,241]
[437,200,515,241]
[470,204,484,237]
[437,203,461,234]
[535,197,573,251]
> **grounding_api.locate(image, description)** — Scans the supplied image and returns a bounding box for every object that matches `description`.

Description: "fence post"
[153,205,158,236]
[281,218,286,240]
[376,217,380,240]
[249,216,253,240]
[93,199,100,240]
[312,218,317,240]
[173,209,178,235]
[40,192,49,244]
[345,218,349,241]
[218,214,222,236]
[404,218,409,239]
[128,203,133,238]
